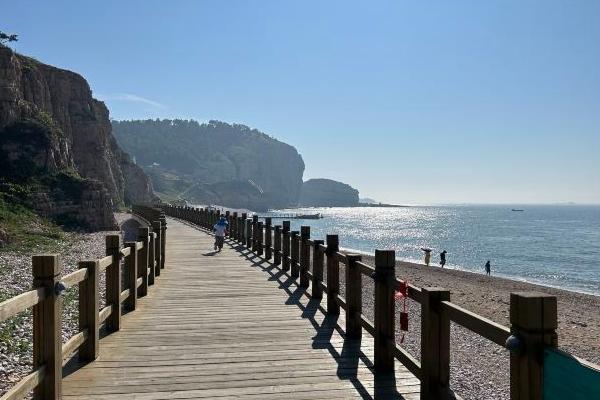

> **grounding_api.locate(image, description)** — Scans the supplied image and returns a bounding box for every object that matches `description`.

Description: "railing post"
[509,292,558,400]
[300,226,310,287]
[78,260,99,361]
[312,240,325,299]
[240,213,247,243]
[225,211,231,237]
[282,221,291,271]
[252,215,259,252]
[153,221,162,277]
[257,221,264,256]
[138,227,149,297]
[246,218,253,248]
[232,212,238,240]
[105,234,121,331]
[326,235,340,315]
[125,241,138,311]
[374,249,395,373]
[420,287,450,398]
[32,255,61,400]
[148,232,156,286]
[290,231,300,278]
[265,217,272,260]
[346,254,363,339]
[160,214,167,269]
[274,225,282,265]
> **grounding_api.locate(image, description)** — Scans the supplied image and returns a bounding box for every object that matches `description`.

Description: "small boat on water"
[259,213,323,220]
[511,209,524,212]
[295,213,323,220]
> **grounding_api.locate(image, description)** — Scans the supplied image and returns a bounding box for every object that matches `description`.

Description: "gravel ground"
[343,254,599,400]
[0,213,136,397]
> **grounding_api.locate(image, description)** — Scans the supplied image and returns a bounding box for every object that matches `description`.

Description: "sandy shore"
[349,255,600,399]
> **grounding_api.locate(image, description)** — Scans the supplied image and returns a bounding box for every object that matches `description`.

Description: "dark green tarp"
[544,348,600,399]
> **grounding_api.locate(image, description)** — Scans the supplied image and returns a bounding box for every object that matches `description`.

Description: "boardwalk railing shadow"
[231,239,404,399]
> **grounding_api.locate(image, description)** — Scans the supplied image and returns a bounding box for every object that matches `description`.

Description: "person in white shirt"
[213,216,228,251]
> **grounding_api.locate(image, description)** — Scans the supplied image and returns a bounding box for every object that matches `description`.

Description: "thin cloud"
[96,93,166,109]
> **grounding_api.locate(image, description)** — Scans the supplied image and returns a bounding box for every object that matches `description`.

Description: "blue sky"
[4,0,599,204]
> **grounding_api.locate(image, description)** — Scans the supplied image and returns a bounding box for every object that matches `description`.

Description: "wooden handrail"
[0,287,46,323]
[120,289,131,304]
[0,208,168,400]
[334,251,347,264]
[97,255,113,272]
[98,304,113,325]
[61,329,89,363]
[441,300,510,347]
[391,341,422,379]
[357,260,374,276]
[0,365,46,400]
[61,268,89,287]
[158,204,571,400]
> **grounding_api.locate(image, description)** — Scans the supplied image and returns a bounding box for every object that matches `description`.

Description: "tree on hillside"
[0,30,18,45]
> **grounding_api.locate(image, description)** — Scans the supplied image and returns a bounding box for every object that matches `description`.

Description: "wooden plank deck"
[62,217,420,399]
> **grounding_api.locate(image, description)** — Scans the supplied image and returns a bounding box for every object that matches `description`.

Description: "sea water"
[267,205,600,295]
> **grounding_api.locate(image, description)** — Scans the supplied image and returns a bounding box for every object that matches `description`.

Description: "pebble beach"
[0,214,134,397]
[353,255,600,400]
[2,215,599,399]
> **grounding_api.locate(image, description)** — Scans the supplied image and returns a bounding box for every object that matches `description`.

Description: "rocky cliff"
[299,179,359,207]
[0,45,156,229]
[113,119,305,211]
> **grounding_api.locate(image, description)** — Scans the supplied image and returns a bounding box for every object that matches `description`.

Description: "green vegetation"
[0,305,29,357]
[0,191,66,252]
[112,119,305,209]
[0,30,18,44]
[145,169,193,202]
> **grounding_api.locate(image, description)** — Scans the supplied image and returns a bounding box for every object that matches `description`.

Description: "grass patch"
[0,193,67,253]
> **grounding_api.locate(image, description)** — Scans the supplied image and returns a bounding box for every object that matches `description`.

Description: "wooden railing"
[163,205,561,400]
[0,207,166,400]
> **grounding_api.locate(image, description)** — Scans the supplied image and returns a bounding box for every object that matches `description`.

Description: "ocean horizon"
[266,204,600,296]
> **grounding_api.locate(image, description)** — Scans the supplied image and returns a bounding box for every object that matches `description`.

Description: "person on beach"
[485,260,491,275]
[213,216,228,251]
[440,250,447,267]
[421,248,432,266]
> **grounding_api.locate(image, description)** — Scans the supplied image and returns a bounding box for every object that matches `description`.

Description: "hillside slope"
[299,178,359,207]
[112,119,305,210]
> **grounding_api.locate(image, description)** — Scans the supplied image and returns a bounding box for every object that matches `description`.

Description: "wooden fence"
[0,207,166,400]
[163,204,562,400]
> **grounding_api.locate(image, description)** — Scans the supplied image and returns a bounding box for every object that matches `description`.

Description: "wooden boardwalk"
[61,217,420,399]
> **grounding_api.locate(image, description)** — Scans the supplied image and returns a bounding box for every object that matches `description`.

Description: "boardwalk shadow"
[231,238,405,400]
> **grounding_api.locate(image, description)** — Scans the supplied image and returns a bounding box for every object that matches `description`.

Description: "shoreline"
[340,246,600,297]
[339,252,600,399]
[356,253,600,364]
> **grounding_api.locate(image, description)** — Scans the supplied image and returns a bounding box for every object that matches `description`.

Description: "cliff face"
[113,119,305,211]
[0,46,156,229]
[299,179,359,207]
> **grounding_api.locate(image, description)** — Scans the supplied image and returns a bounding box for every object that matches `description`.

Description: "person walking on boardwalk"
[421,247,432,266]
[485,260,491,276]
[213,216,228,251]
[440,250,447,267]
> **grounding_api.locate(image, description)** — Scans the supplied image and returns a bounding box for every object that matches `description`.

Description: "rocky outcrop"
[0,45,156,229]
[299,179,359,207]
[112,119,305,210]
